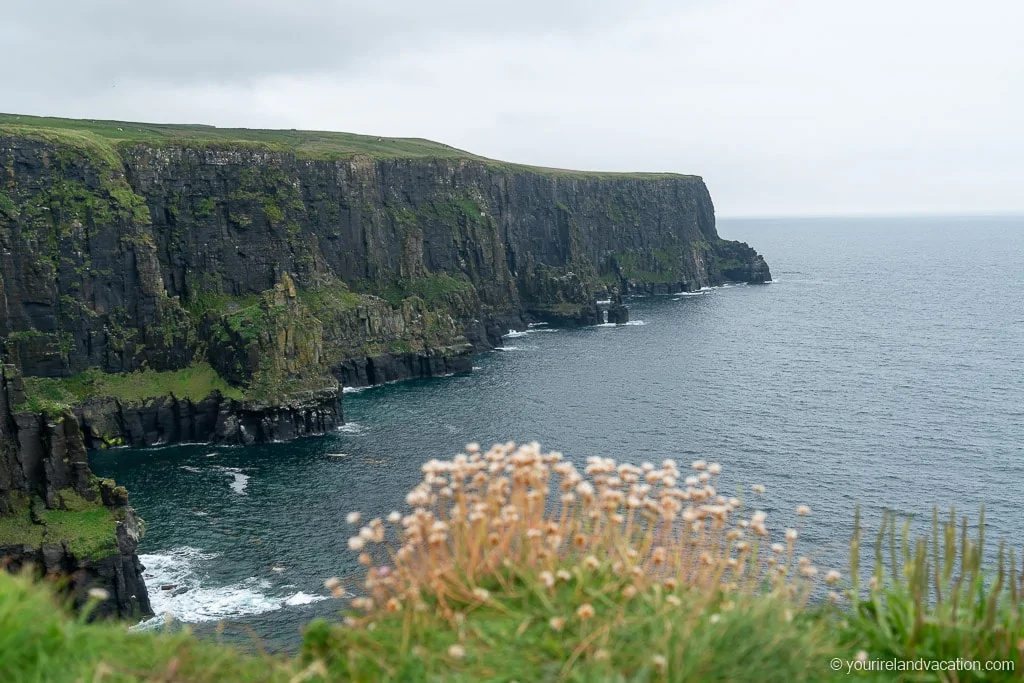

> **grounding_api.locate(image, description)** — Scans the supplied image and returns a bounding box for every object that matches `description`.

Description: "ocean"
[89,215,1024,650]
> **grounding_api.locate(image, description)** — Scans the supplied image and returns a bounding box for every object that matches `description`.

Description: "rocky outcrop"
[333,347,474,389]
[0,481,151,621]
[77,386,343,448]
[0,363,152,620]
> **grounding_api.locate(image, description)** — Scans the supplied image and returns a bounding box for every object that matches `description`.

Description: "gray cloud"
[3,0,669,86]
[2,0,1021,215]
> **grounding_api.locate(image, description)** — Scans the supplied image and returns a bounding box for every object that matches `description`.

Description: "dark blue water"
[90,216,1024,650]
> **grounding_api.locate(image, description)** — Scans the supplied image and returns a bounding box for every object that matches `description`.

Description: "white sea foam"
[133,548,327,629]
[338,422,365,434]
[284,592,326,606]
[494,346,520,351]
[211,466,250,495]
[472,366,482,370]
[179,466,203,473]
[504,329,529,338]
[624,320,646,326]
[342,386,366,394]
[526,322,549,328]
[594,322,617,328]
[595,299,612,305]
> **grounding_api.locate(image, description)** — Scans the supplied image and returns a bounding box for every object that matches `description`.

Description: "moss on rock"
[0,492,118,560]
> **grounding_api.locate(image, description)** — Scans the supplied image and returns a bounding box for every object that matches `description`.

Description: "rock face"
[0,364,152,620]
[77,386,344,448]
[0,123,771,439]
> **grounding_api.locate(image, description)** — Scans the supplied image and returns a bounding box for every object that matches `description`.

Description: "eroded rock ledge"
[78,386,344,448]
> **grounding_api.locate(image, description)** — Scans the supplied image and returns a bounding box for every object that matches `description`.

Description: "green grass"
[0,113,476,161]
[367,273,476,309]
[304,589,837,682]
[18,363,243,411]
[0,113,694,179]
[40,506,119,558]
[0,190,19,218]
[303,548,846,683]
[182,290,262,319]
[0,494,117,559]
[608,246,693,284]
[837,507,1024,678]
[295,281,364,316]
[0,571,296,683]
[0,123,124,170]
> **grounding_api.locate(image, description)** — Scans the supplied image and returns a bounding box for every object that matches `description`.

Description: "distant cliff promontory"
[0,113,770,449]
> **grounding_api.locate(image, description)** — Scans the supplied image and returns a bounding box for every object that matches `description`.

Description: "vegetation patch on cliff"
[295,281,363,315]
[603,245,696,284]
[18,363,242,412]
[363,273,476,309]
[0,493,118,560]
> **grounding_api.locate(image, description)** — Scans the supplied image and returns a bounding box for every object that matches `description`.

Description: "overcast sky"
[2,1,1022,216]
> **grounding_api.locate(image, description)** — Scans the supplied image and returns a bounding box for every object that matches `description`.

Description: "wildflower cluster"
[328,442,832,628]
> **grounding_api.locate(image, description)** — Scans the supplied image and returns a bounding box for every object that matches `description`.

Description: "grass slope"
[0,112,691,179]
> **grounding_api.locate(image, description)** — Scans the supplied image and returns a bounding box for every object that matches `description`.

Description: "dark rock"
[607,305,630,325]
[76,389,344,449]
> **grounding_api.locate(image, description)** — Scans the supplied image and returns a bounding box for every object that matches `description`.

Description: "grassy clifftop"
[0,113,690,179]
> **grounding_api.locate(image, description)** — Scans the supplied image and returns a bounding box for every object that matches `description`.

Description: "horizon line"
[718,211,1024,220]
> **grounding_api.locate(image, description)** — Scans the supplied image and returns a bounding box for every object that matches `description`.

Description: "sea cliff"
[0,114,769,442]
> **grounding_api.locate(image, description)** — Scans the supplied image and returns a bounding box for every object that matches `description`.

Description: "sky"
[2,0,1022,217]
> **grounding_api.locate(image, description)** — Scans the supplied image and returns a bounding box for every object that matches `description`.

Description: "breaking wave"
[132,547,328,628]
